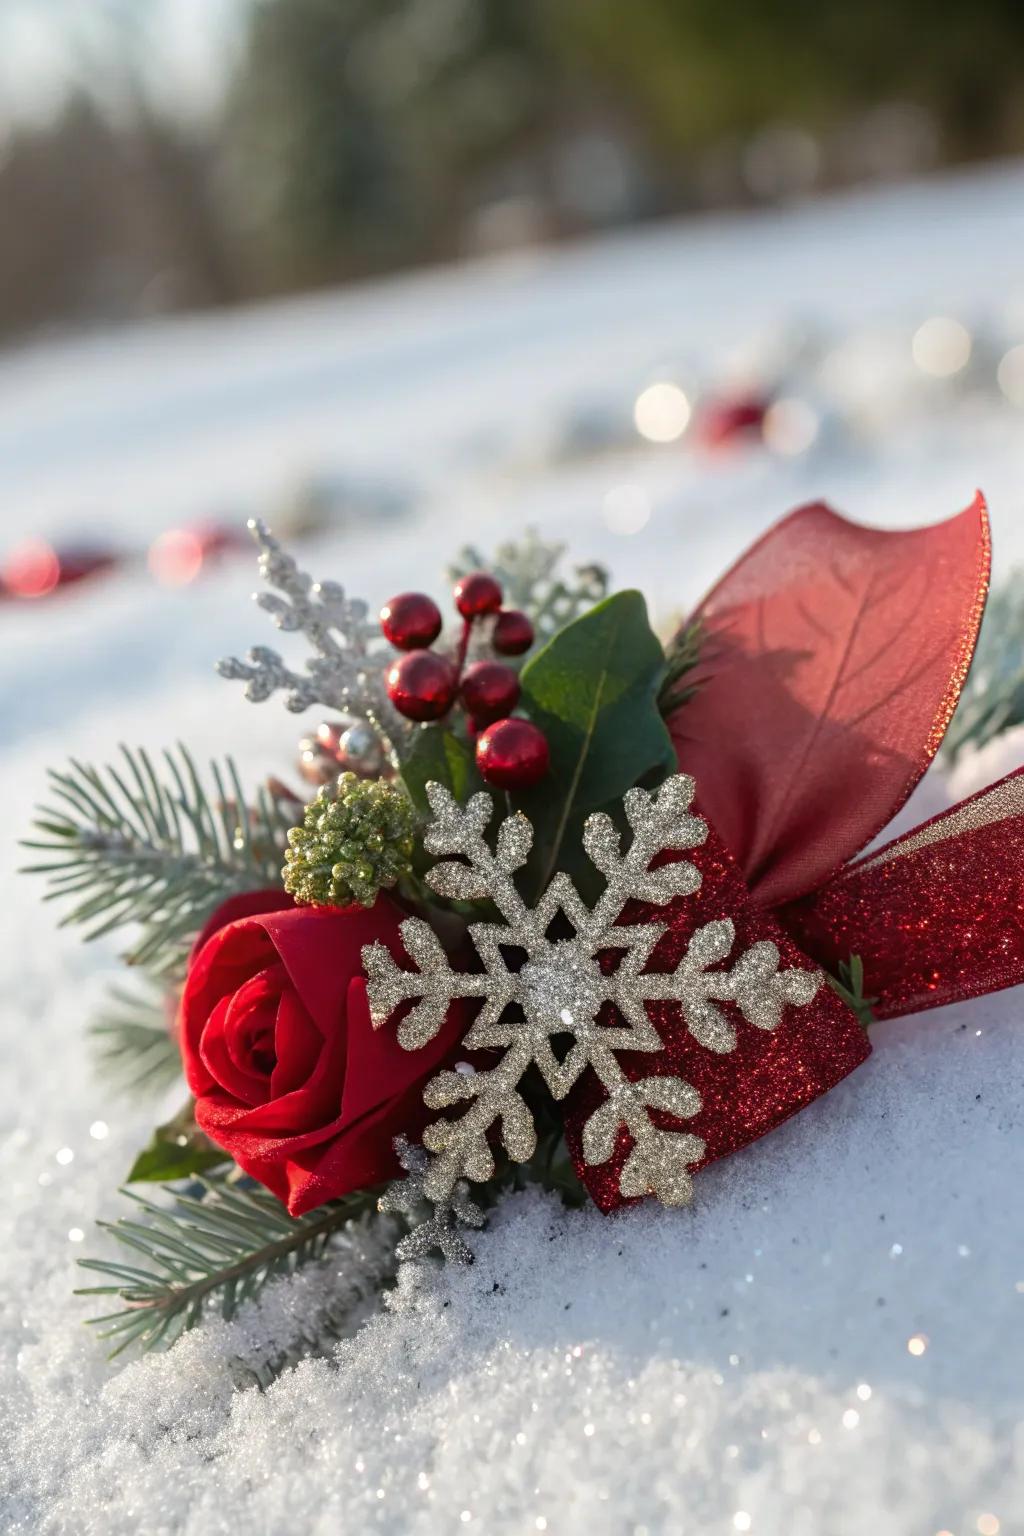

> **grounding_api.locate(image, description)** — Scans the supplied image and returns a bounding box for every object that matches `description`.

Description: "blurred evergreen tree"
[550,0,1024,158]
[6,0,1024,335]
[222,0,556,286]
[220,0,1024,291]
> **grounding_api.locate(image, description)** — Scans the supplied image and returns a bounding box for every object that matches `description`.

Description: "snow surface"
[3,162,1024,1534]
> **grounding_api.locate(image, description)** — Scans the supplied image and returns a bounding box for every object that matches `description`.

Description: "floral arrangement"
[24,495,1024,1376]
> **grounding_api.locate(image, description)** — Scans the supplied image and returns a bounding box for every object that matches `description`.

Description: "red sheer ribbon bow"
[567,493,1023,1208]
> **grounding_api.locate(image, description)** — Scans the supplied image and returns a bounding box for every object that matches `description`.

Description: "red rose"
[191,888,295,958]
[180,894,466,1215]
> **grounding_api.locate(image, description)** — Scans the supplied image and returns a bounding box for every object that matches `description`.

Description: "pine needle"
[658,619,703,716]
[945,578,1024,759]
[76,1179,379,1356]
[89,980,181,1098]
[21,744,293,977]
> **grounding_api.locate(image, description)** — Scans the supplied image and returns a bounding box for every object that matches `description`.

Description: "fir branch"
[658,618,703,716]
[826,954,877,1030]
[21,744,293,977]
[76,1178,379,1356]
[945,577,1024,759]
[234,1216,398,1389]
[89,981,181,1098]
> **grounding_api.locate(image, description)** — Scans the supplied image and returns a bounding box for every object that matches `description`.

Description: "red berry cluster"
[380,574,549,789]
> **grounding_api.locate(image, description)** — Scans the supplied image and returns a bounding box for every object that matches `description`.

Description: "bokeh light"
[603,484,651,536]
[762,397,819,456]
[633,381,691,443]
[911,316,971,377]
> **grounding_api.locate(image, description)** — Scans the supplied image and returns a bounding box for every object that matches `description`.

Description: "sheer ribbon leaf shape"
[668,494,990,910]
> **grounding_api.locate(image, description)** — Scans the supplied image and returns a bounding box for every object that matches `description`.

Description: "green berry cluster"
[283,773,415,909]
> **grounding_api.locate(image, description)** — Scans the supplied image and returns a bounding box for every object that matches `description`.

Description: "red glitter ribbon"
[565,818,871,1212]
[569,494,1018,1208]
[780,767,1024,1019]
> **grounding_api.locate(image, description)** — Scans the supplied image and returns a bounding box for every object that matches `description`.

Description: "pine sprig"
[944,578,1024,759]
[826,954,877,1030]
[76,1179,379,1356]
[21,745,293,976]
[89,980,181,1098]
[658,618,703,716]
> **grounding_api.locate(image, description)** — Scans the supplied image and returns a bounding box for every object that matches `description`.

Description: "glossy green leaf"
[127,1102,228,1183]
[516,590,675,897]
[400,725,483,817]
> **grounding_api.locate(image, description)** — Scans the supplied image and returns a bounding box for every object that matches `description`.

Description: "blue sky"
[0,0,247,126]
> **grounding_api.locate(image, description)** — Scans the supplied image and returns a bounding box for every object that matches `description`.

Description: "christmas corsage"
[25,493,1022,1372]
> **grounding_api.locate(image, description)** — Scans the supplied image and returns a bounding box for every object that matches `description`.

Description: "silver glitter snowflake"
[217,520,401,757]
[363,774,821,1228]
[379,1137,485,1264]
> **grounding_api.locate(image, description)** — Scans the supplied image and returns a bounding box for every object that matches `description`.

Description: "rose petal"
[189,888,294,964]
[182,924,280,1097]
[269,987,324,1099]
[339,976,471,1124]
[197,966,284,1106]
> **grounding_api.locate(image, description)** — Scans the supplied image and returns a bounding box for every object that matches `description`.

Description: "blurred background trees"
[3,0,1024,342]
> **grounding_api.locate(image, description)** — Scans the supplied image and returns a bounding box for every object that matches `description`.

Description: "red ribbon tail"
[778,767,1024,1019]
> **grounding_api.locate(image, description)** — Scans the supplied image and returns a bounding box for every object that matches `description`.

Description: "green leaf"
[400,725,483,816]
[516,590,676,897]
[127,1102,229,1183]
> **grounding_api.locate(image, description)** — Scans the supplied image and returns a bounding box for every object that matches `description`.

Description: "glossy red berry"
[460,661,520,726]
[379,591,443,650]
[453,570,503,619]
[475,717,549,789]
[491,607,534,656]
[386,651,458,721]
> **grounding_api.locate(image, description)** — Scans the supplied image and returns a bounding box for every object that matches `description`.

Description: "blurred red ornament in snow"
[148,524,247,587]
[387,651,459,721]
[475,716,549,788]
[1,539,118,600]
[694,394,770,451]
[379,591,443,650]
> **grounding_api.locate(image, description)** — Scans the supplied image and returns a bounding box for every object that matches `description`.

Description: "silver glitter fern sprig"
[217,519,402,760]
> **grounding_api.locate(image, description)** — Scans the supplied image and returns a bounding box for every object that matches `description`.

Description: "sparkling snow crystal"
[363,774,821,1232]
